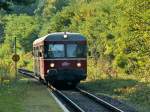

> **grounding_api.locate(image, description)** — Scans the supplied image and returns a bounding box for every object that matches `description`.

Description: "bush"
[0,59,15,85]
[11,0,36,5]
[115,55,128,68]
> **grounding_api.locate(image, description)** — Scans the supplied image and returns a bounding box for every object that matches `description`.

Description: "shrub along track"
[18,68,125,112]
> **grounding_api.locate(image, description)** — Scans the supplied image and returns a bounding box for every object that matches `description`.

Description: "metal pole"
[14,37,17,80]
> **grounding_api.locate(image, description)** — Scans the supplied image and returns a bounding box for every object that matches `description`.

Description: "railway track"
[50,86,124,112]
[18,68,38,79]
[18,68,124,112]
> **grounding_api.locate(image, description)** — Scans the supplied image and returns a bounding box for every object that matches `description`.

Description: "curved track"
[18,68,124,112]
[50,86,124,112]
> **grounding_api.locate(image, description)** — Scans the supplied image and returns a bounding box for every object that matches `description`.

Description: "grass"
[0,79,63,112]
[0,81,25,112]
[80,75,150,112]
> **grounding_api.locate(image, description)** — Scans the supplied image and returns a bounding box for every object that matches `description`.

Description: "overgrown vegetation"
[0,79,63,112]
[80,75,150,112]
[0,0,149,111]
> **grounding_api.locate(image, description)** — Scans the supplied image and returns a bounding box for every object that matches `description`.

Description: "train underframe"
[43,68,87,88]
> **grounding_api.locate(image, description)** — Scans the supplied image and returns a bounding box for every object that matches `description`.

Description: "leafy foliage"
[4,14,39,53]
[0,0,149,83]
[0,1,149,111]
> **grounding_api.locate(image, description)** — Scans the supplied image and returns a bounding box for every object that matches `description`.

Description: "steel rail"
[76,88,124,112]
[18,68,84,112]
[18,68,39,80]
[49,86,85,112]
[18,68,124,112]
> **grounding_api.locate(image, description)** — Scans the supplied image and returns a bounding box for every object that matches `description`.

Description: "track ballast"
[18,68,125,112]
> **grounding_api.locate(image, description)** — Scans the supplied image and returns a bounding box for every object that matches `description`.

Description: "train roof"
[33,32,86,45]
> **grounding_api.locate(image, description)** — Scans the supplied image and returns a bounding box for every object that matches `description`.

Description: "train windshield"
[45,44,86,58]
[66,44,86,58]
[46,44,65,58]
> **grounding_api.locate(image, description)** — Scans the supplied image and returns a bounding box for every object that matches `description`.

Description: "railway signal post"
[12,37,20,80]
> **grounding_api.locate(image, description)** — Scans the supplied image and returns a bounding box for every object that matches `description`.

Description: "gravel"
[95,94,138,112]
[62,90,112,112]
[78,86,137,112]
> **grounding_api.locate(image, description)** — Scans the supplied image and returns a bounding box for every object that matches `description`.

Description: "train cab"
[33,32,87,87]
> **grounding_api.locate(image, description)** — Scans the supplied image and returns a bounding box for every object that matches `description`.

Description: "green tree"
[4,14,39,52]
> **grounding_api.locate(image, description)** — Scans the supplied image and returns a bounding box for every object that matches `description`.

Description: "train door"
[39,45,45,79]
[37,46,41,76]
[33,47,39,76]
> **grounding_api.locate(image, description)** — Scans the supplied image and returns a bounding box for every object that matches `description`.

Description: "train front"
[44,33,87,87]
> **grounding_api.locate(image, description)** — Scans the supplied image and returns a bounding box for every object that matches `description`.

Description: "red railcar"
[33,32,87,87]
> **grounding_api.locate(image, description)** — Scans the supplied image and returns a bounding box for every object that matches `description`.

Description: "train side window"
[37,47,40,57]
[36,47,38,57]
[33,47,35,56]
[34,47,36,57]
[38,52,42,57]
[39,45,44,57]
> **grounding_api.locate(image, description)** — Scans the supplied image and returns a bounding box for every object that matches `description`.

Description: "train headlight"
[64,34,67,38]
[64,32,67,38]
[50,63,55,68]
[77,62,81,67]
